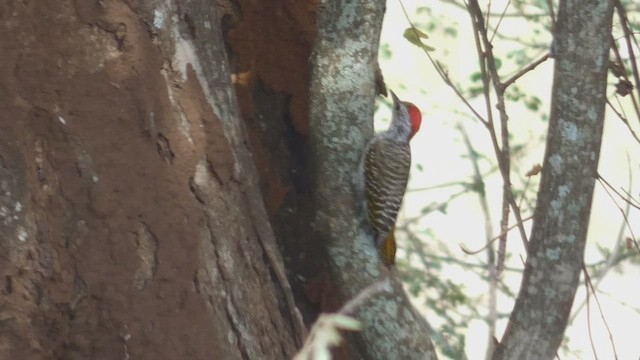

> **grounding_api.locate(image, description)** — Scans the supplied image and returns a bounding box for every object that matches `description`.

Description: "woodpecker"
[362,90,422,266]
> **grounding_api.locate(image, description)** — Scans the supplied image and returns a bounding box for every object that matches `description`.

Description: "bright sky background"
[378,0,640,359]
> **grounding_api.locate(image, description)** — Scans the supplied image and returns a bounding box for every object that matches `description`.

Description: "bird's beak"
[389,90,400,106]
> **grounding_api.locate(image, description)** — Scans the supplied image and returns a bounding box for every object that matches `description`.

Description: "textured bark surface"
[221,0,331,325]
[308,1,438,359]
[494,1,614,359]
[0,1,304,359]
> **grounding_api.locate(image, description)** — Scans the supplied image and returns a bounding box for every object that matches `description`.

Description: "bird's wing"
[364,137,412,245]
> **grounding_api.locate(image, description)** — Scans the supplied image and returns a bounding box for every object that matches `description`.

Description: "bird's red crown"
[404,102,422,139]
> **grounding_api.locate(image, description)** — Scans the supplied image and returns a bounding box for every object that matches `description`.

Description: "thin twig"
[484,0,491,32]
[490,0,511,43]
[517,177,531,209]
[400,191,467,227]
[596,176,640,252]
[408,180,472,193]
[606,97,640,145]
[466,0,531,263]
[546,0,556,28]
[597,173,640,211]
[401,225,522,315]
[583,267,620,360]
[398,0,489,126]
[609,37,640,123]
[466,0,512,281]
[440,0,548,18]
[570,158,634,323]
[621,188,640,207]
[586,251,640,271]
[460,215,534,255]
[614,0,640,127]
[584,273,599,360]
[340,279,393,315]
[502,54,550,89]
[456,123,497,359]
[395,246,524,272]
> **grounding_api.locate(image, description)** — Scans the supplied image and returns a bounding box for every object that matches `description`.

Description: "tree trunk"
[0,1,304,359]
[493,0,614,359]
[308,1,438,359]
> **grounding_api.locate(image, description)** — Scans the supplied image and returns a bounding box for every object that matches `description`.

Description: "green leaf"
[379,43,393,60]
[444,26,457,37]
[403,27,435,51]
[525,96,542,111]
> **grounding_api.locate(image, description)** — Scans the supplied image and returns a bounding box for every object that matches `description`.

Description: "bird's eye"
[395,105,400,111]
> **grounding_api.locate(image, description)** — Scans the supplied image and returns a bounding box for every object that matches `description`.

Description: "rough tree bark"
[308,1,438,359]
[493,0,614,359]
[0,1,305,359]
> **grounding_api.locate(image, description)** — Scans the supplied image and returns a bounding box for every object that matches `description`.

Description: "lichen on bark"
[494,1,615,359]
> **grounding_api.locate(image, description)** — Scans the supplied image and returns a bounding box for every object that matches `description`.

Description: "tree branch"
[466,0,531,281]
[606,97,640,145]
[502,54,550,89]
[609,36,640,126]
[398,1,489,126]
[614,0,640,126]
[493,1,615,358]
[570,163,636,324]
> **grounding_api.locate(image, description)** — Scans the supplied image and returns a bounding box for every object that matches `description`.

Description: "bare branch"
[597,173,640,211]
[584,273,599,360]
[606,97,640,145]
[614,0,640,126]
[441,0,549,18]
[597,176,640,252]
[583,268,620,359]
[460,215,534,255]
[609,37,640,122]
[340,279,393,315]
[398,1,489,126]
[502,54,551,89]
[570,160,635,323]
[456,123,498,358]
[546,0,556,28]
[466,0,531,267]
[490,0,511,43]
[407,180,473,193]
[295,281,393,360]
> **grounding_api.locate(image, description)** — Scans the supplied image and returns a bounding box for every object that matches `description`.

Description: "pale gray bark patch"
[133,222,158,291]
[493,1,614,359]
